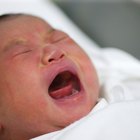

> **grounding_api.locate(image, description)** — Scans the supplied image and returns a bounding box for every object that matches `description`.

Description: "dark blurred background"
[53,0,140,59]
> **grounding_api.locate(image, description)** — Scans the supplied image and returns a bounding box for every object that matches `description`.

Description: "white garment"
[31,99,140,140]
[94,48,140,102]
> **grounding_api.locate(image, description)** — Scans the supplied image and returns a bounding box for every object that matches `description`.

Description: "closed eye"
[49,29,69,44]
[52,36,68,43]
[14,49,32,57]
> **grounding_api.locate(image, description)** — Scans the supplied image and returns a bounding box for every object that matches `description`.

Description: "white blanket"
[32,99,140,140]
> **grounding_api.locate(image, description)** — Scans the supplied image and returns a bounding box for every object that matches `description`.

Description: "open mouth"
[48,71,81,100]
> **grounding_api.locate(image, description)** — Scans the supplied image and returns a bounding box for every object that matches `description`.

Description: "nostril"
[48,58,55,63]
[60,54,64,59]
[48,53,65,63]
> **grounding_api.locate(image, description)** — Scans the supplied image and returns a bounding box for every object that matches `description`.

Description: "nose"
[41,45,65,65]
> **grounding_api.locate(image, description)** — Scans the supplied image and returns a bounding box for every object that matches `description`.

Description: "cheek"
[67,44,100,97]
[0,70,49,122]
[62,40,99,83]
[80,59,99,88]
[0,54,42,99]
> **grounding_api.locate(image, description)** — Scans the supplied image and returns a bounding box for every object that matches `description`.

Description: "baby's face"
[0,15,99,139]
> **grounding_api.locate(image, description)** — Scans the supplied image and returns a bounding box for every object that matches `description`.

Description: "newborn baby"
[0,14,99,140]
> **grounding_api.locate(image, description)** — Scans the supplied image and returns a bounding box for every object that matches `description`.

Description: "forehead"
[0,15,53,50]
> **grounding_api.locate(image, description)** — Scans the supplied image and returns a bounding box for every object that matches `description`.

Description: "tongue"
[49,83,73,99]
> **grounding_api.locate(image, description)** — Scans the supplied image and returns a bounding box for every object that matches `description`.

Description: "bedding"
[32,99,140,140]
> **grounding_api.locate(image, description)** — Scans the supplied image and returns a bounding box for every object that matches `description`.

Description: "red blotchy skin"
[0,15,99,140]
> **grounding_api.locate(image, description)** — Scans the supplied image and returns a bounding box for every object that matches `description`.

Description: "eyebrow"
[3,39,27,52]
[48,28,55,33]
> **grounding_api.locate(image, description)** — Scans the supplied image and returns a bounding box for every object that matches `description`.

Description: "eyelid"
[7,44,33,56]
[50,30,68,43]
[52,36,68,43]
[12,49,32,58]
[3,39,28,53]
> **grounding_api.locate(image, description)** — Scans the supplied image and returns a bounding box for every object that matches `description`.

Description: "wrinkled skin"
[0,15,99,140]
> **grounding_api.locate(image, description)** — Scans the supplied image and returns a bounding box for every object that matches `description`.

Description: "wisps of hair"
[0,13,25,21]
